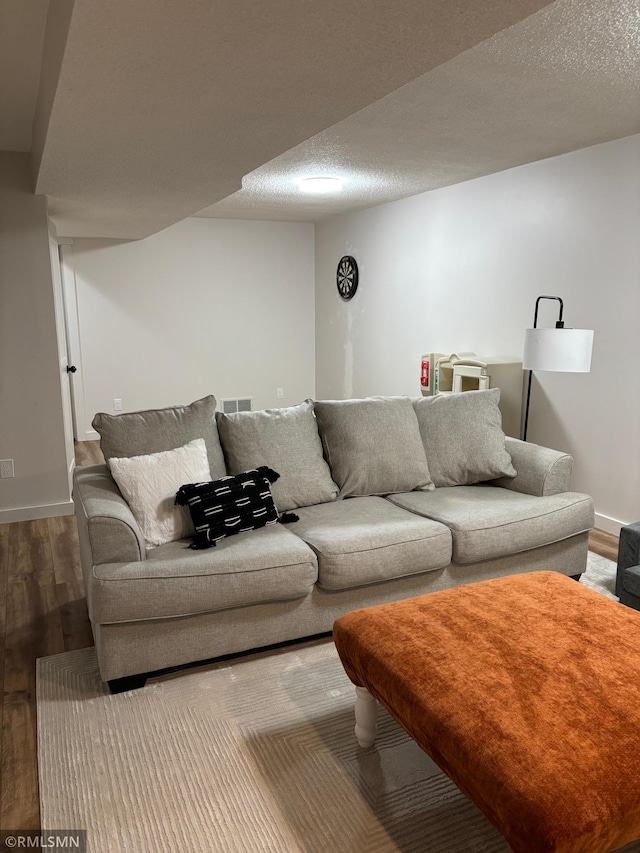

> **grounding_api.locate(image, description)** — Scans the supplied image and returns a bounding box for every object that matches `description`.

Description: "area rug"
[580,549,619,600]
[38,554,639,853]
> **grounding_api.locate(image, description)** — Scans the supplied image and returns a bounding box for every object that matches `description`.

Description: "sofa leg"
[108,673,148,694]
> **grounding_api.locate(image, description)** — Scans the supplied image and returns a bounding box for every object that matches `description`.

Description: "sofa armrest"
[616,522,640,598]
[73,464,145,568]
[618,523,640,570]
[492,437,573,497]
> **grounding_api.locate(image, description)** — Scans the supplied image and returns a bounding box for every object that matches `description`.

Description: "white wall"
[0,152,71,521]
[69,218,315,432]
[315,134,640,532]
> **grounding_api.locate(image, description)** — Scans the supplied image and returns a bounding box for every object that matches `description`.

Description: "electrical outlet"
[276,388,284,399]
[0,459,14,479]
[113,398,123,412]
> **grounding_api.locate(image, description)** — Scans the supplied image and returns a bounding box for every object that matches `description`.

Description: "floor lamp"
[522,296,594,441]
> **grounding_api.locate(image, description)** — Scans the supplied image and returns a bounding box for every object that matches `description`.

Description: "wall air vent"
[221,398,253,414]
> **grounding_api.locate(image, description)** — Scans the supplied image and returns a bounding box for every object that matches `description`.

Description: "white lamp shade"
[523,327,594,372]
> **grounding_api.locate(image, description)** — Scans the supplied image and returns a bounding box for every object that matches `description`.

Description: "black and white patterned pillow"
[175,466,285,550]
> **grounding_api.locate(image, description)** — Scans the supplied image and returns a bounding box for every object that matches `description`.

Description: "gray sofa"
[73,392,594,690]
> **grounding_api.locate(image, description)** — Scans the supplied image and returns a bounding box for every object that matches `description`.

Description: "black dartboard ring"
[336,255,359,301]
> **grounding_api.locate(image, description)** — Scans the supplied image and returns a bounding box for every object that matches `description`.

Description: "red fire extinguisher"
[420,357,430,388]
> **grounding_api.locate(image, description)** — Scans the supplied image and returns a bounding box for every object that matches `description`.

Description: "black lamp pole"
[522,295,564,442]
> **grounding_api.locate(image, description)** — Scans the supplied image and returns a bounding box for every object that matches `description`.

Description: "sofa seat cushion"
[89,524,318,624]
[289,496,451,591]
[387,486,594,564]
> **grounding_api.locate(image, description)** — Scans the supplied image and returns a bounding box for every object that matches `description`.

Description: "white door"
[58,244,88,441]
[49,235,76,491]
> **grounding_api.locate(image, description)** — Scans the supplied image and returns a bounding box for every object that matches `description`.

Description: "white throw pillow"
[108,438,212,549]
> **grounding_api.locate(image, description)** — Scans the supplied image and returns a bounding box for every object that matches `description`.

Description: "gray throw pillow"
[92,395,226,479]
[413,388,516,487]
[313,397,434,498]
[216,400,339,512]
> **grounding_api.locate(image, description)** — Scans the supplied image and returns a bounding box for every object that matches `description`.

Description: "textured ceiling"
[3,0,638,237]
[197,0,640,222]
[0,0,49,151]
[31,0,556,238]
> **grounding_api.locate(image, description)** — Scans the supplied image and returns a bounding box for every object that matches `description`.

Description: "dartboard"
[336,256,359,301]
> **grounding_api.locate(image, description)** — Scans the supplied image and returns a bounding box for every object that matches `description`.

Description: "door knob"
[66,365,77,373]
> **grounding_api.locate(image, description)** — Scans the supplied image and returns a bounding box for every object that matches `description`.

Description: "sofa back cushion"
[93,395,226,479]
[216,400,338,512]
[313,396,433,498]
[413,388,516,487]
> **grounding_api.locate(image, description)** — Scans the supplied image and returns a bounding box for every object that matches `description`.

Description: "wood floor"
[0,441,101,830]
[0,440,621,830]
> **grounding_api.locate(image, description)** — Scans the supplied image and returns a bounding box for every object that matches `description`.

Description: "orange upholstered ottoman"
[333,572,640,853]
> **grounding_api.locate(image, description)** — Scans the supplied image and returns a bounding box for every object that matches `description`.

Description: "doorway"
[49,235,76,491]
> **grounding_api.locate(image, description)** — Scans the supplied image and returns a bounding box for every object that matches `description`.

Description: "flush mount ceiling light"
[298,176,343,194]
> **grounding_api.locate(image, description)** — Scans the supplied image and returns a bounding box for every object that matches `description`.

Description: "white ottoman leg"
[355,686,378,747]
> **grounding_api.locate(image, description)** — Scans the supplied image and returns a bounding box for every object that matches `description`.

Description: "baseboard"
[82,429,100,441]
[595,513,626,537]
[0,500,74,524]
